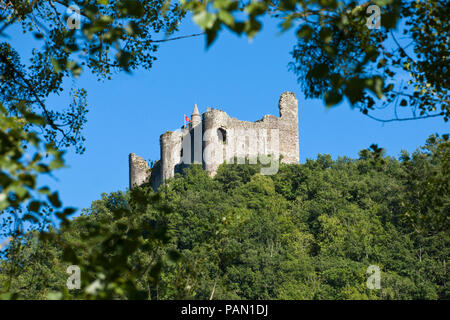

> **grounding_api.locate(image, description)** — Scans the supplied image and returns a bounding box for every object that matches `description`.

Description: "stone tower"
[129,92,299,190]
[191,104,201,125]
[129,153,150,188]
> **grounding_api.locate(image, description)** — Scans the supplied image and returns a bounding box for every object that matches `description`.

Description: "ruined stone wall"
[129,91,299,189]
[160,130,185,181]
[129,153,150,189]
[277,92,299,164]
[202,91,299,175]
[150,160,162,190]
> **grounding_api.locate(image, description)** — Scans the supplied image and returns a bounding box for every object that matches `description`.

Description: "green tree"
[185,0,449,122]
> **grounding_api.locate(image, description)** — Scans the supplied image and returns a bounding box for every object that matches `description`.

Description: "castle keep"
[129,92,299,190]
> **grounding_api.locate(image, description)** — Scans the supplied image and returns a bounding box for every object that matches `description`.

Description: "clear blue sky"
[10,14,449,213]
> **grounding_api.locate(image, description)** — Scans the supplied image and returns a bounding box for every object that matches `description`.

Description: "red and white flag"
[184,114,191,128]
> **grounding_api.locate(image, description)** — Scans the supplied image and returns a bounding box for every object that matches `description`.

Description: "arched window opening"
[217,128,227,144]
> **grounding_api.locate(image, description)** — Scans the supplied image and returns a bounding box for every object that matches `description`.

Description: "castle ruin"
[129,92,299,190]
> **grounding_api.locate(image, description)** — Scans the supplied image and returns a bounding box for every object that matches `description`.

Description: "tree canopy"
[0,0,448,300]
[1,0,448,237]
[1,135,448,299]
[0,0,186,236]
[186,0,449,122]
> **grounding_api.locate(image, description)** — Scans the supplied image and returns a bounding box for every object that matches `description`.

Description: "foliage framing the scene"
[1,136,449,299]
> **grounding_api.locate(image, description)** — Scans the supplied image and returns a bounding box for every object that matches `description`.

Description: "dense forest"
[0,134,448,300]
